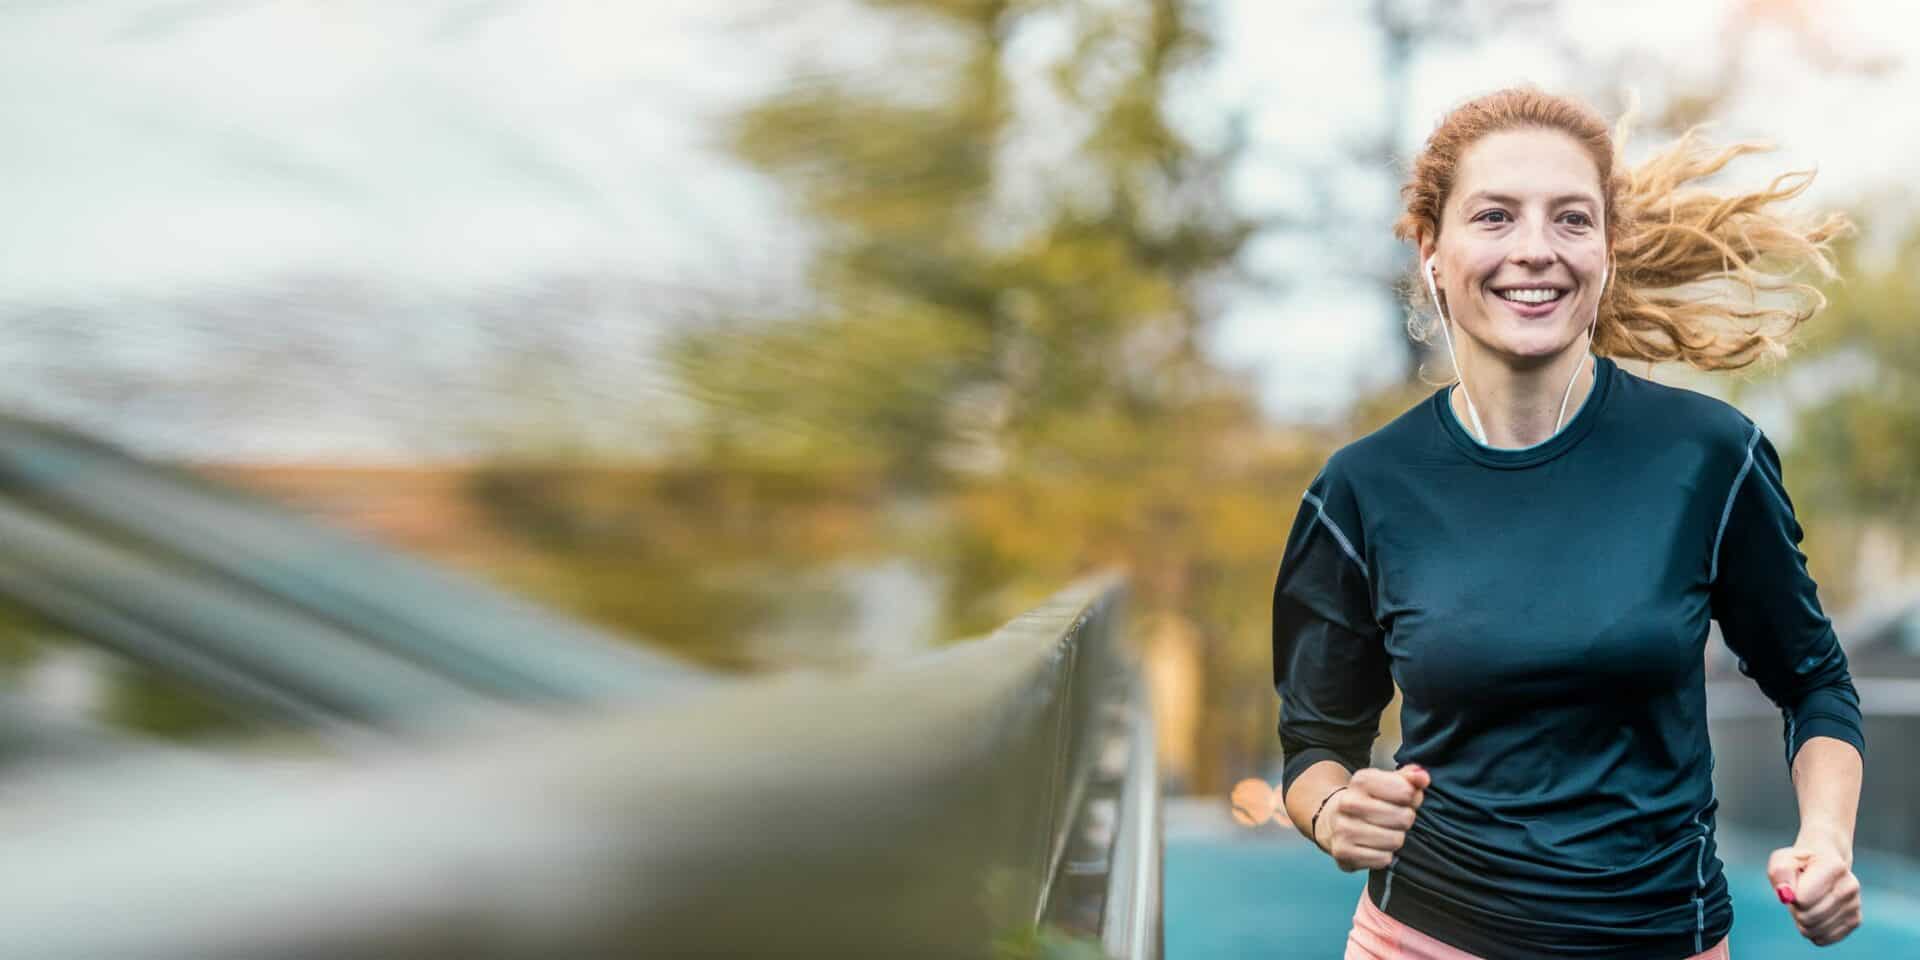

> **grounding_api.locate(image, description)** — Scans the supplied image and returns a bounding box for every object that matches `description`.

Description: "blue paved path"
[1165,798,1920,958]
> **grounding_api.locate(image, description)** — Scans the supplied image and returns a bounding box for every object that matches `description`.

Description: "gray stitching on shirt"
[1708,424,1763,583]
[1302,490,1368,581]
[1380,861,1396,910]
[1692,801,1712,947]
[1694,898,1704,953]
[1693,803,1711,887]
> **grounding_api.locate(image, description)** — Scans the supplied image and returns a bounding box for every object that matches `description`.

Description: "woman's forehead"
[1452,129,1603,207]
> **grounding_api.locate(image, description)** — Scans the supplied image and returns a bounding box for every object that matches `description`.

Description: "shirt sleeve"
[1272,463,1393,798]
[1709,424,1866,770]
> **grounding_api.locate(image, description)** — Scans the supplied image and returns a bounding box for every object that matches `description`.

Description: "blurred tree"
[674,0,1254,491]
[1732,213,1920,610]
[462,460,890,671]
[660,0,1330,790]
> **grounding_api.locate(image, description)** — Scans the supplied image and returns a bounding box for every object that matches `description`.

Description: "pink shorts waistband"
[1344,887,1730,959]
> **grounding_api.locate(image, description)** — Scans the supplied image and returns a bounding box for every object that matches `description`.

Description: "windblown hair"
[1393,86,1850,373]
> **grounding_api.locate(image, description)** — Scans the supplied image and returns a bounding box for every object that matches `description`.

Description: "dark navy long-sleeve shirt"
[1271,354,1866,959]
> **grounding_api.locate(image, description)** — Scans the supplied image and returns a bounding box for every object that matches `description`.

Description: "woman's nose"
[1508,219,1557,266]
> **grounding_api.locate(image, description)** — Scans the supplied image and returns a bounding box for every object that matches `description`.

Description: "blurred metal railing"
[0,415,714,734]
[0,573,1160,959]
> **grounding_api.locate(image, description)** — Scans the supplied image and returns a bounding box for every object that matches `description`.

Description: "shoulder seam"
[1301,489,1368,581]
[1708,423,1763,583]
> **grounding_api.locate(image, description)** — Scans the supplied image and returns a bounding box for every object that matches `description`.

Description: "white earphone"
[1423,254,1604,447]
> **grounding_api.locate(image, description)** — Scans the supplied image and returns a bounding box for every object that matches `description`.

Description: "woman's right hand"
[1317,764,1430,872]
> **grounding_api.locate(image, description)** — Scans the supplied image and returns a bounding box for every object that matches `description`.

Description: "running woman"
[1271,87,1866,959]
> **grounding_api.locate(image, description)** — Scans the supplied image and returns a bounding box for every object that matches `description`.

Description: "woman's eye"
[1475,210,1510,224]
[1562,212,1593,227]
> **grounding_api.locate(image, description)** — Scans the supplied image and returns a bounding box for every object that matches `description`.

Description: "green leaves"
[686,0,1251,495]
[1726,212,1920,608]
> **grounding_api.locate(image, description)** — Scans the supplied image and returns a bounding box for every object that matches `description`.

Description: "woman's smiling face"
[1423,128,1609,367]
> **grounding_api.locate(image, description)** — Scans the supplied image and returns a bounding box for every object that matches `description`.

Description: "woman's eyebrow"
[1462,190,1599,207]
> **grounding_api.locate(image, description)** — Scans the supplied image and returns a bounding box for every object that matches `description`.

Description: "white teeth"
[1498,288,1563,304]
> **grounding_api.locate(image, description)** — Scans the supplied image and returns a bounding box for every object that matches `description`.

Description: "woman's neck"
[1449,345,1597,449]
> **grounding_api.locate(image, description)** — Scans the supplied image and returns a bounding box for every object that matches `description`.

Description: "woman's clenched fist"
[1316,764,1430,872]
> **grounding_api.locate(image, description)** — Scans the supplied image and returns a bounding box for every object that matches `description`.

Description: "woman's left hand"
[1767,836,1862,946]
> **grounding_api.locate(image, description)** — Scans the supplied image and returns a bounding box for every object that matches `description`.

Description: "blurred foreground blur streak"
[0,417,1159,958]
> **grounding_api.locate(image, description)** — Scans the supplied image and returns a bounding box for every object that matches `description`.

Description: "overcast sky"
[0,0,1912,458]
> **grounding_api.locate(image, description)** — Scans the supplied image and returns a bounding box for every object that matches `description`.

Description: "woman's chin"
[1488,333,1587,366]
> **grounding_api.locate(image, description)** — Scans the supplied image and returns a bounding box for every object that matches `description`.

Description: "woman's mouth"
[1492,286,1567,318]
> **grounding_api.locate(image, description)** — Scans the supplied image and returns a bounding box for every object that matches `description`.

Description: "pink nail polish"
[1775,884,1796,905]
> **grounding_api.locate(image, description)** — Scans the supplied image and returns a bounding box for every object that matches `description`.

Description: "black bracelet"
[1310,786,1348,850]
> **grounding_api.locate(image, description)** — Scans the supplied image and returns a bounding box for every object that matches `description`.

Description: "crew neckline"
[1433,354,1615,468]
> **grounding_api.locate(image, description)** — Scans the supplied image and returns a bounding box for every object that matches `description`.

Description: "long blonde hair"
[1394,86,1850,372]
